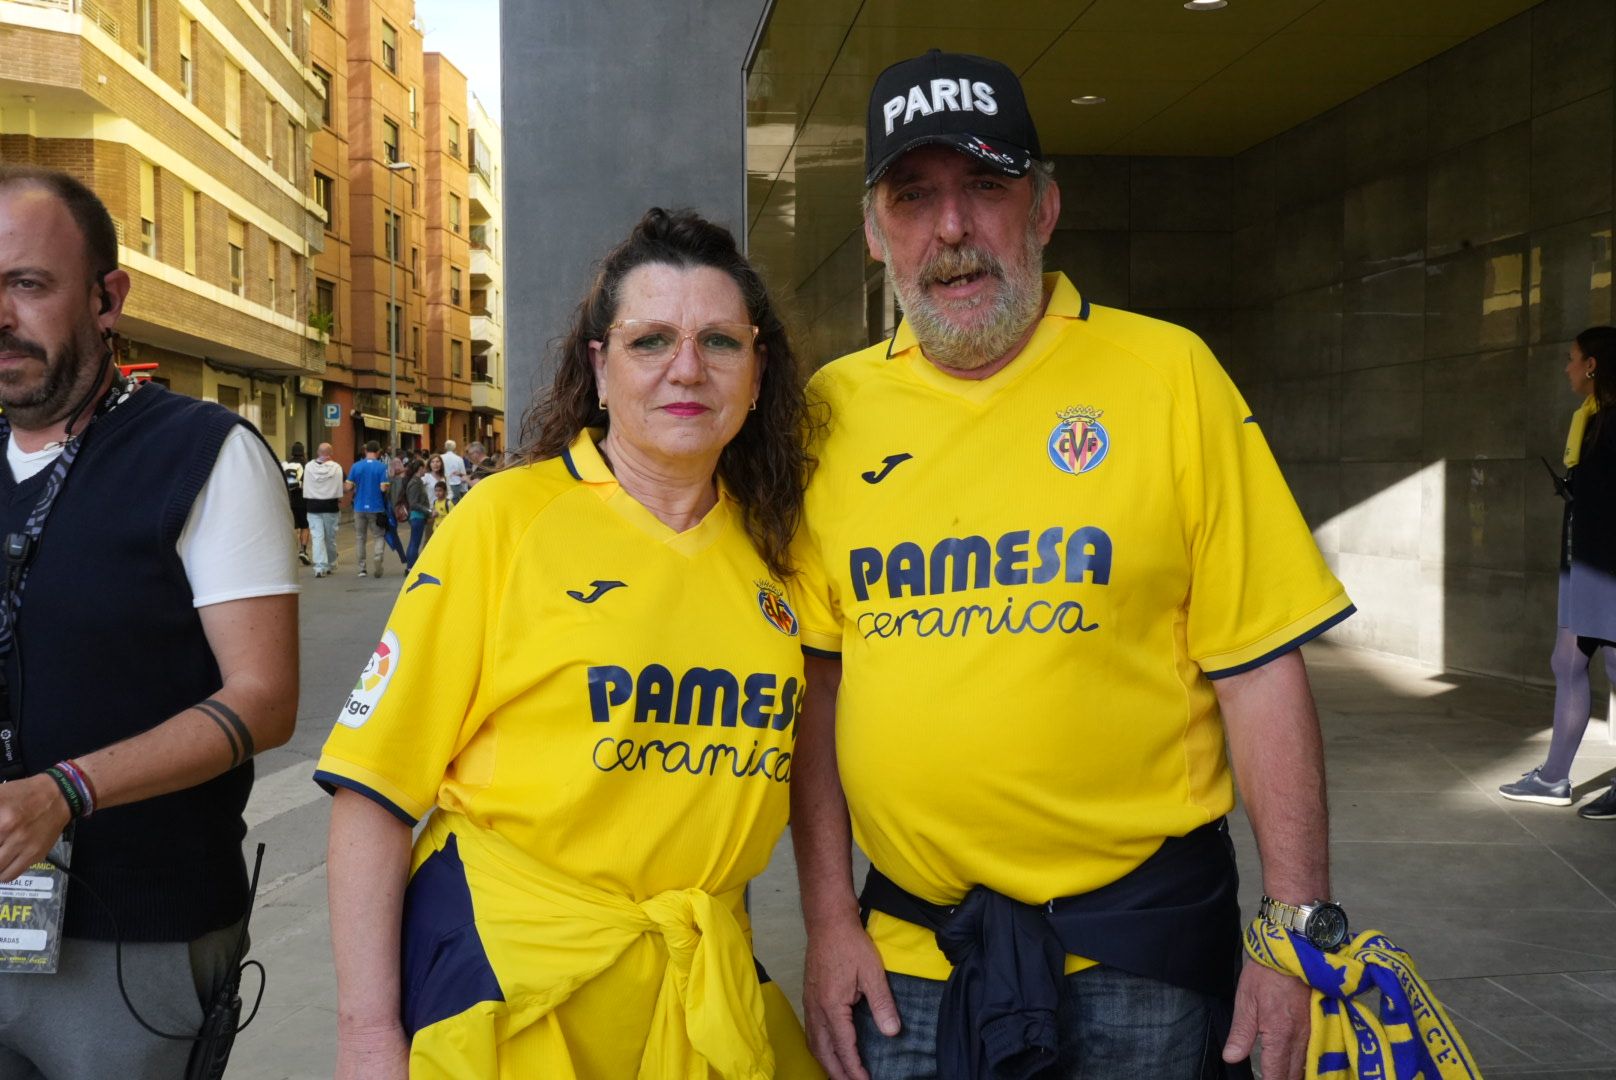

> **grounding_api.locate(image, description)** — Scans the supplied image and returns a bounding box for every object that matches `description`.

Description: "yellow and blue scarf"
[1244,920,1482,1080]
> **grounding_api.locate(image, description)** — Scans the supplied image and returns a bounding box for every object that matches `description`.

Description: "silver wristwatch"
[1258,894,1349,950]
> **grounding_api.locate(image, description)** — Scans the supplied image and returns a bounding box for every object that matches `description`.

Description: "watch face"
[1304,903,1349,950]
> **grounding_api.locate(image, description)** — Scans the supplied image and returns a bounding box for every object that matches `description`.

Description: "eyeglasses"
[605,319,759,368]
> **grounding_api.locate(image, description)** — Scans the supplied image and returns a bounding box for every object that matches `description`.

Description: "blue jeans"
[405,511,429,568]
[308,511,339,573]
[854,966,1214,1080]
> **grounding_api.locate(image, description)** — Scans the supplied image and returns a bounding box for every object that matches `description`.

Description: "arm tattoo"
[195,698,255,768]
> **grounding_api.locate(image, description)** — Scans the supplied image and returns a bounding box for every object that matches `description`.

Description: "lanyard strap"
[0,371,137,777]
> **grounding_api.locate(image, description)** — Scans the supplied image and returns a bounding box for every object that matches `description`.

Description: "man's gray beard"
[888,227,1046,372]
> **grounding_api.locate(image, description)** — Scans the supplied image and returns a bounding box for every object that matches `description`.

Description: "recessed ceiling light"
[1071,95,1106,105]
[1185,0,1227,8]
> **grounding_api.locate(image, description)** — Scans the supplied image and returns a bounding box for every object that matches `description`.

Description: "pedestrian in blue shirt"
[344,440,391,578]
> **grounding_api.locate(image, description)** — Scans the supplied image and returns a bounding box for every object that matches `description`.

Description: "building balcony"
[114,251,323,377]
[0,2,317,215]
[471,374,502,415]
[471,314,496,351]
[469,169,497,218]
[470,247,496,284]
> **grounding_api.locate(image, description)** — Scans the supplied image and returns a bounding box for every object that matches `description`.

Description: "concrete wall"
[1228,0,1612,683]
[1045,155,1237,364]
[501,0,769,432]
[1043,0,1615,684]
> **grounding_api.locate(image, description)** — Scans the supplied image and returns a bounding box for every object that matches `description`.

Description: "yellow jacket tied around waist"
[407,812,819,1079]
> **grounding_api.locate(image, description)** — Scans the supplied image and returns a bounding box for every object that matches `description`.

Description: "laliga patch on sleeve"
[338,628,400,728]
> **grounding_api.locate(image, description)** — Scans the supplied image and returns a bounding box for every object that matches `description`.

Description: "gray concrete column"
[500,0,770,425]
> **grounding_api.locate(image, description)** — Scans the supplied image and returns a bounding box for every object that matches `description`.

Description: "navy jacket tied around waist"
[859,819,1248,1080]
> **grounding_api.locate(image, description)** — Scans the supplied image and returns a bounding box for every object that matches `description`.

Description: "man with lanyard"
[0,165,298,1076]
[790,52,1356,1080]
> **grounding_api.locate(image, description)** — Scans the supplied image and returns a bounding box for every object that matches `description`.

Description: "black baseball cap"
[865,49,1042,187]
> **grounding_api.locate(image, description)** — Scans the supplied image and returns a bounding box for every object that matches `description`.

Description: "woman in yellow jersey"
[319,209,821,1079]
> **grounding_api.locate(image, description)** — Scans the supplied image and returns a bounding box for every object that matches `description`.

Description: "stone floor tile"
[1331,841,1615,912]
[1329,789,1538,843]
[1566,970,1616,1002]
[1430,977,1613,1064]
[228,1004,338,1080]
[1485,1067,1616,1078]
[1349,908,1616,979]
[1322,748,1474,792]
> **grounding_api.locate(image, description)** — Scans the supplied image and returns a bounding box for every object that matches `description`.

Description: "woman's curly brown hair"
[511,208,812,579]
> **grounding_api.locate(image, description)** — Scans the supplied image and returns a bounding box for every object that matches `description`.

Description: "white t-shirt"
[7,423,299,608]
[423,470,447,501]
[441,450,467,486]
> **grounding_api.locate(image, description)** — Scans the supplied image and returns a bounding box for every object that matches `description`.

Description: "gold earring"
[599,397,609,411]
[749,399,758,412]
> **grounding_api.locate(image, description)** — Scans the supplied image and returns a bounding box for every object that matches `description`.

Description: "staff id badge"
[0,833,69,975]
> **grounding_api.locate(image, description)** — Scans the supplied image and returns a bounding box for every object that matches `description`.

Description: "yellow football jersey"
[794,273,1353,979]
[316,431,814,1073]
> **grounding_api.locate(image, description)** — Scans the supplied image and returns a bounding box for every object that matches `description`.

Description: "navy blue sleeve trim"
[313,770,419,826]
[802,645,842,660]
[560,448,582,481]
[1078,296,1091,321]
[1202,604,1357,681]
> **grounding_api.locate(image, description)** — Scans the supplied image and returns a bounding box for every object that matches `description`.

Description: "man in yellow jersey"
[790,50,1356,1080]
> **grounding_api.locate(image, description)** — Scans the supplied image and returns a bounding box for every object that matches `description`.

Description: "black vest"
[2,386,253,941]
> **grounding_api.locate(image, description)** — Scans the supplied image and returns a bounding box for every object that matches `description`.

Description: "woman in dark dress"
[1500,326,1616,817]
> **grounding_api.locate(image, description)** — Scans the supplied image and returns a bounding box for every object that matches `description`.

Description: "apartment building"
[306,0,354,458]
[343,0,429,450]
[466,90,503,452]
[421,51,469,450]
[0,0,327,458]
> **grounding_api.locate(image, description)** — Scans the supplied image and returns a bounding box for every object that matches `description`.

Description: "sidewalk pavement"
[223,530,1616,1078]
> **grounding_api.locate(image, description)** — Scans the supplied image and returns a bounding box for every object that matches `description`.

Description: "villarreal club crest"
[1048,406,1110,476]
[755,580,800,637]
